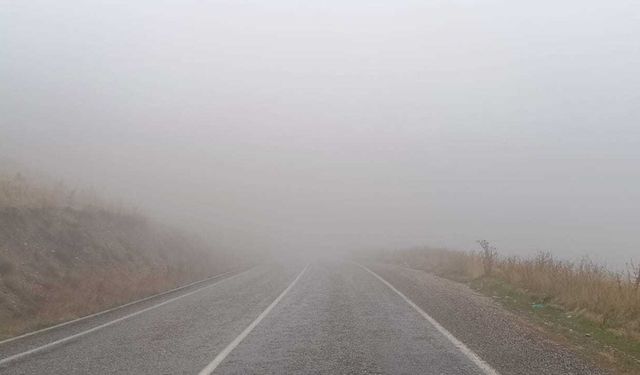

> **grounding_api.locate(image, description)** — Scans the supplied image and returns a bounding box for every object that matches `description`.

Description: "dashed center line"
[198,264,309,375]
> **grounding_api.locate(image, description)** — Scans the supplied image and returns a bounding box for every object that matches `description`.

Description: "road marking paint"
[0,269,246,347]
[0,267,256,366]
[198,265,309,375]
[356,263,501,375]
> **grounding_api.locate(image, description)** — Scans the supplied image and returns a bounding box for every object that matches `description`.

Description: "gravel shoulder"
[367,262,611,375]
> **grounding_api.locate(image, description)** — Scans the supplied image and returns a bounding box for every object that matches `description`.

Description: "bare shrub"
[628,260,640,291]
[477,240,497,276]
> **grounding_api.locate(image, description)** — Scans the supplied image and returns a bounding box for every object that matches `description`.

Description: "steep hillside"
[0,175,242,339]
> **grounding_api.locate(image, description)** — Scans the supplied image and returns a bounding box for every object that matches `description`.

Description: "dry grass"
[1,266,188,337]
[376,245,640,340]
[0,173,240,339]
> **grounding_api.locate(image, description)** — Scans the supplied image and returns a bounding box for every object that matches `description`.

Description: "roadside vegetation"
[0,173,243,339]
[368,244,640,373]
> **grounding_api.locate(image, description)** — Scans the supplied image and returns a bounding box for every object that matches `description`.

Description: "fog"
[2,0,639,265]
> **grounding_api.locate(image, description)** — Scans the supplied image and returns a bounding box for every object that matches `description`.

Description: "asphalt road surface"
[0,260,607,374]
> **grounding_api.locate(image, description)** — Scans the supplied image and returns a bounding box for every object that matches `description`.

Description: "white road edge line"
[356,263,501,375]
[0,267,256,367]
[198,264,309,375]
[0,269,243,347]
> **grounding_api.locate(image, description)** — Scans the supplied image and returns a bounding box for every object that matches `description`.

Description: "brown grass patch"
[373,246,640,340]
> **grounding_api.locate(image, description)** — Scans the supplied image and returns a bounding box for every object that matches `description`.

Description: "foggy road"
[0,261,606,374]
[3,0,638,373]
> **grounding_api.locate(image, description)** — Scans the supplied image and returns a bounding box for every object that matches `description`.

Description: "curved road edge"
[0,265,258,366]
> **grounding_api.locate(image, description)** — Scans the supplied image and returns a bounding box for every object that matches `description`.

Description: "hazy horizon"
[2,0,639,266]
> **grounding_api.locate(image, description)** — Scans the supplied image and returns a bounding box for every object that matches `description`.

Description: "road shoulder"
[367,262,610,375]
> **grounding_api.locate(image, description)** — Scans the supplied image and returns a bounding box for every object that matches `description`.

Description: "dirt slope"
[0,206,237,339]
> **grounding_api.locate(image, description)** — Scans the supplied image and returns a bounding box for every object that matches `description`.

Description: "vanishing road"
[0,260,606,374]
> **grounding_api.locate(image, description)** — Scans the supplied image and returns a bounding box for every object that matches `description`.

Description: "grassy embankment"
[371,245,640,374]
[0,173,242,339]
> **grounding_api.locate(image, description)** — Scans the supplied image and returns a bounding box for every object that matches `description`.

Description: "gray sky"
[2,0,640,264]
